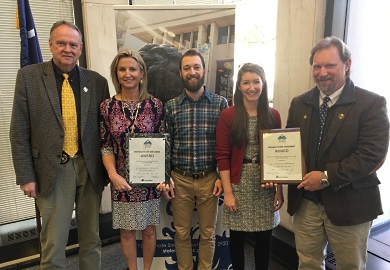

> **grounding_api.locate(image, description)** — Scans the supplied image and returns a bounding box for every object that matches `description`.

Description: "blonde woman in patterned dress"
[100,49,171,270]
[216,63,284,270]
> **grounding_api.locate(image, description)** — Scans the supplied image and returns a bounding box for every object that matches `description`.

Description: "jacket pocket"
[351,175,380,189]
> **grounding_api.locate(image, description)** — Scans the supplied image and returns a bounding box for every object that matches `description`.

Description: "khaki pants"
[293,198,372,270]
[171,171,218,270]
[36,155,102,270]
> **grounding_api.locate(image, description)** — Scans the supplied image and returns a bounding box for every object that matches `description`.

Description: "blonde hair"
[110,49,151,100]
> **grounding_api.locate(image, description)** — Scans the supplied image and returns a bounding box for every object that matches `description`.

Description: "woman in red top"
[216,63,284,270]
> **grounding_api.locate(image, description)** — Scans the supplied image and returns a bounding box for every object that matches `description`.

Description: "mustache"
[318,76,331,81]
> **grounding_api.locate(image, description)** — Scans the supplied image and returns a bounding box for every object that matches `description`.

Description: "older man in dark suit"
[10,21,109,269]
[286,36,389,270]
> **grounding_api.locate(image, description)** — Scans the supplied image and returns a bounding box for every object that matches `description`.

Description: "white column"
[273,0,326,230]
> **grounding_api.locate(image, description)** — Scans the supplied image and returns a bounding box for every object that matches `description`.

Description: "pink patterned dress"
[100,96,164,230]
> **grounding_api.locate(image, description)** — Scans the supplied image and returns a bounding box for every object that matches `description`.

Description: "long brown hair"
[231,63,275,147]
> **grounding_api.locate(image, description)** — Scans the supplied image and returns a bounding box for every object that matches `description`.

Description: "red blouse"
[216,106,281,184]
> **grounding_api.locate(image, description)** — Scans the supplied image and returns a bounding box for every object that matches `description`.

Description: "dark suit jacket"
[286,78,389,226]
[10,61,110,197]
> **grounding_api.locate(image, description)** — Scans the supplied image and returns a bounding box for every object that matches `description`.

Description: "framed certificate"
[126,133,171,184]
[260,128,305,184]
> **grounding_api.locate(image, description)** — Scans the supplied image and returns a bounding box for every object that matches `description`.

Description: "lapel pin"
[83,87,88,93]
[338,114,345,119]
[303,115,308,119]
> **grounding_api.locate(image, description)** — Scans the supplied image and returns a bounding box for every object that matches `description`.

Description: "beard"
[181,74,205,93]
[314,75,338,96]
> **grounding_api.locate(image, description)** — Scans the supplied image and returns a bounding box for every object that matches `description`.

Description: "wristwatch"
[321,171,329,187]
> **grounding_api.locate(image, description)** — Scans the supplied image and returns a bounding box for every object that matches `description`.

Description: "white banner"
[135,196,232,269]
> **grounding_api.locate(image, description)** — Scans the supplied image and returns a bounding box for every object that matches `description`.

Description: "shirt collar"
[319,84,344,107]
[52,60,78,79]
[179,86,212,104]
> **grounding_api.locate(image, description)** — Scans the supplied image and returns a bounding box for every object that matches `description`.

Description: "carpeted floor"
[21,240,289,270]
[368,227,390,263]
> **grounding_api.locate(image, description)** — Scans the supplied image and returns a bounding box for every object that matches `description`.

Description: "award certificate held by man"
[260,128,304,184]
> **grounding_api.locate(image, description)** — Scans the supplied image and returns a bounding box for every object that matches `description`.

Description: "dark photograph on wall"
[215,60,234,102]
[115,6,235,105]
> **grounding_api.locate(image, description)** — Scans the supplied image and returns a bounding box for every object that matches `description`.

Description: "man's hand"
[297,171,325,191]
[274,186,284,211]
[213,179,223,196]
[20,182,38,198]
[162,178,175,200]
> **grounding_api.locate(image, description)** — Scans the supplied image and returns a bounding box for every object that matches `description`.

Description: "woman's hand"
[156,182,169,192]
[261,182,278,188]
[224,193,238,212]
[102,155,131,192]
[110,173,132,192]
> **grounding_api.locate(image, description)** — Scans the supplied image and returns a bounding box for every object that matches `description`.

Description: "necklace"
[120,93,141,134]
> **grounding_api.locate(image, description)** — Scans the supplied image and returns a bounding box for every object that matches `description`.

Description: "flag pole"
[16,0,43,258]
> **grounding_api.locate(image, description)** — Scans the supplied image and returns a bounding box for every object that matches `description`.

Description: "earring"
[140,78,143,86]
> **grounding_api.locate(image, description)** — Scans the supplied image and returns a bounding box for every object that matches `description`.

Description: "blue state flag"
[17,0,43,68]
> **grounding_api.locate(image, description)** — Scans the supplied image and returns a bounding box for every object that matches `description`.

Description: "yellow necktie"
[62,74,78,157]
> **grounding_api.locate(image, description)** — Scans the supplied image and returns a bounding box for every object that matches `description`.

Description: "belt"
[61,151,82,164]
[172,167,215,179]
[243,157,259,164]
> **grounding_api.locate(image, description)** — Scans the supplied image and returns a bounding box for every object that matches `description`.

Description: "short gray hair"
[50,20,83,43]
[309,36,351,77]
